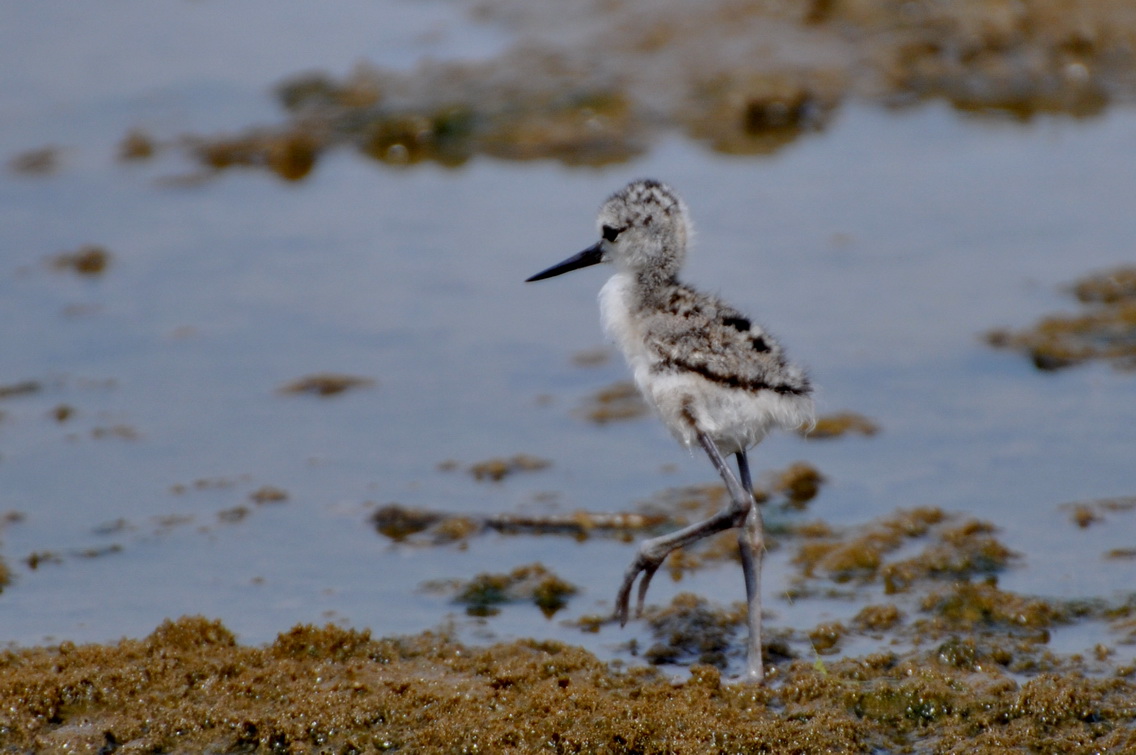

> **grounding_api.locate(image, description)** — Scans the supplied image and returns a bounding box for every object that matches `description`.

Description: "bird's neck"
[632,267,679,308]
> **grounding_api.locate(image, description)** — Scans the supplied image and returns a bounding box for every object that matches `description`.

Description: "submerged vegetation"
[988,266,1136,371]
[90,0,1136,181]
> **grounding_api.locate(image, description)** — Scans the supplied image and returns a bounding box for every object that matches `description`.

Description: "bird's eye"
[602,225,622,242]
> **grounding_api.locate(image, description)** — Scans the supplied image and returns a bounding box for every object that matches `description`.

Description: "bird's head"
[526,179,690,283]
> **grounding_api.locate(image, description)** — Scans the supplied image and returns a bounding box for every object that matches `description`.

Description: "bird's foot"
[613,545,665,626]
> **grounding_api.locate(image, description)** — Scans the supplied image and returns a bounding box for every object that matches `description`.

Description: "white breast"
[599,273,694,444]
[599,273,654,381]
[599,273,637,354]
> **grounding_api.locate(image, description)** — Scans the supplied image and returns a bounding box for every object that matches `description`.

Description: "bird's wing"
[643,299,807,395]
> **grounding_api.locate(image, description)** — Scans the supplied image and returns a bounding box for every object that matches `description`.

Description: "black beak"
[525,241,604,282]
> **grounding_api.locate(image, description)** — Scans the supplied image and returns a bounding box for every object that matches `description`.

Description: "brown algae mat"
[103,0,1136,180]
[988,266,1136,371]
[7,501,1136,753]
[3,616,1136,753]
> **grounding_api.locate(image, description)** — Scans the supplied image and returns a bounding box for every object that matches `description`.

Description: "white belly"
[598,273,813,456]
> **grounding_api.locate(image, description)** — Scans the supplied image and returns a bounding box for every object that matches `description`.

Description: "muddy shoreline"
[3,614,1135,753]
[5,497,1136,752]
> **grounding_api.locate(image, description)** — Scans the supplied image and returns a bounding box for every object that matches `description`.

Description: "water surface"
[1,2,1134,669]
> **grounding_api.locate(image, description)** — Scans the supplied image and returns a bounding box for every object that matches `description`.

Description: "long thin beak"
[525,241,604,282]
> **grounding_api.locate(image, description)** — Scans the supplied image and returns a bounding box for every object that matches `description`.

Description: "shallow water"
[1,1,1134,670]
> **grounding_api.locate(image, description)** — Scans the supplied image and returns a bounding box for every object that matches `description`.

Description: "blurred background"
[1,1,1134,668]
